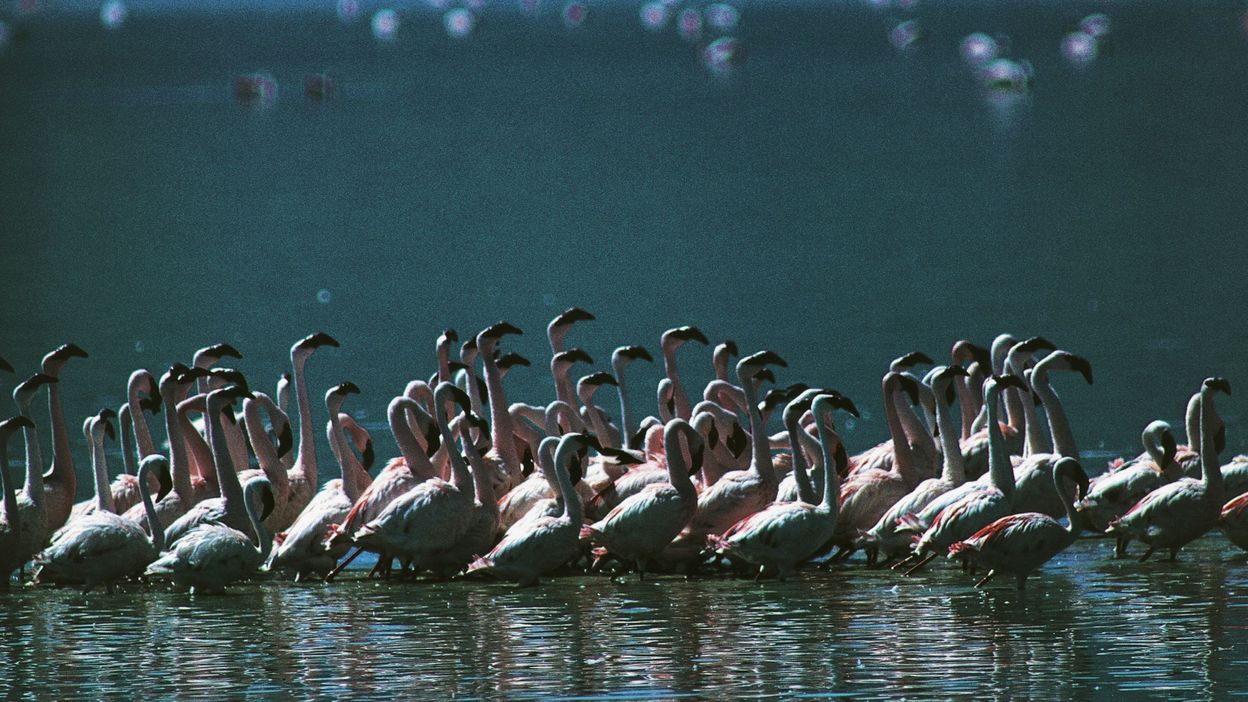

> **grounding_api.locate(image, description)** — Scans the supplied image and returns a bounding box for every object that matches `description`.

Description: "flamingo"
[39,343,89,532]
[0,416,37,585]
[33,455,172,591]
[611,345,654,450]
[948,457,1090,589]
[162,385,259,544]
[266,383,369,579]
[660,326,710,421]
[468,433,595,586]
[88,370,162,519]
[709,393,853,580]
[547,307,595,408]
[1106,377,1230,561]
[950,340,990,441]
[236,390,297,529]
[324,393,438,576]
[11,373,57,565]
[711,341,738,383]
[144,475,274,594]
[860,365,971,566]
[475,322,527,496]
[664,351,787,557]
[428,413,500,578]
[274,332,339,531]
[898,375,1025,575]
[335,383,477,578]
[827,372,925,558]
[122,366,211,532]
[581,418,703,579]
[578,372,620,447]
[774,390,825,503]
[191,342,243,394]
[1006,351,1094,517]
[1076,421,1179,538]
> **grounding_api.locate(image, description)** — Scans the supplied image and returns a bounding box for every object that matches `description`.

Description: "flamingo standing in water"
[11,373,57,566]
[1076,421,1180,539]
[948,456,1090,589]
[266,383,368,579]
[145,475,275,594]
[40,344,89,532]
[468,433,595,586]
[897,375,1025,575]
[1107,377,1230,561]
[860,366,970,566]
[581,418,703,579]
[710,393,854,580]
[1,416,37,585]
[34,455,171,591]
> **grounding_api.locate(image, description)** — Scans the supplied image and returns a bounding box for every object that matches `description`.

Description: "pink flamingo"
[468,433,595,586]
[93,370,162,518]
[660,326,710,420]
[581,418,703,579]
[476,322,528,496]
[1076,421,1180,539]
[1008,351,1094,517]
[0,416,35,585]
[611,344,654,450]
[11,373,57,565]
[39,343,89,532]
[278,333,339,531]
[897,375,1025,575]
[1106,377,1230,561]
[948,456,1090,589]
[427,413,500,578]
[709,393,854,579]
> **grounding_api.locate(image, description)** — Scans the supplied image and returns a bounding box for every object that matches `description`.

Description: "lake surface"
[4,537,1248,699]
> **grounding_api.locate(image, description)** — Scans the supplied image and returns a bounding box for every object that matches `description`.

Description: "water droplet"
[444,8,475,39]
[371,9,399,42]
[100,0,127,30]
[317,289,333,304]
[704,3,739,31]
[1062,31,1098,66]
[639,2,668,31]
[562,1,587,29]
[134,341,145,353]
[960,32,998,67]
[336,0,360,22]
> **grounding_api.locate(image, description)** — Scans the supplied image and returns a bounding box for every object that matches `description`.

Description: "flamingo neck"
[1199,391,1224,498]
[552,441,582,524]
[16,397,43,501]
[1054,467,1082,535]
[89,428,114,513]
[244,395,285,482]
[178,404,215,489]
[138,462,165,552]
[128,379,158,458]
[663,347,692,420]
[785,414,816,504]
[814,415,840,512]
[741,378,776,485]
[882,377,918,483]
[207,400,245,512]
[291,353,317,483]
[664,428,698,503]
[243,481,272,558]
[985,385,1014,499]
[0,442,17,535]
[933,387,966,485]
[1032,367,1078,458]
[390,401,435,481]
[954,376,976,441]
[613,359,637,450]
[119,406,139,477]
[481,345,521,477]
[164,385,193,503]
[46,379,74,483]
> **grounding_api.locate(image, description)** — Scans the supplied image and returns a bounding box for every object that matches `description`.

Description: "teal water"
[4,2,1248,698]
[4,538,1248,699]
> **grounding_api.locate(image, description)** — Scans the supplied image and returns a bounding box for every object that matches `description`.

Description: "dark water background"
[3,1,1248,698]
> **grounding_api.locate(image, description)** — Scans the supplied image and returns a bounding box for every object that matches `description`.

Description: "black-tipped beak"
[481,321,524,340]
[438,382,473,412]
[740,350,787,370]
[754,368,776,385]
[583,372,619,388]
[894,351,934,369]
[1064,353,1094,385]
[615,345,654,363]
[424,424,442,458]
[669,326,709,345]
[1205,376,1232,396]
[154,459,173,501]
[830,392,860,418]
[556,349,594,366]
[101,415,116,440]
[51,343,90,361]
[895,374,921,405]
[335,382,361,396]
[277,422,294,458]
[4,416,36,432]
[721,340,739,357]
[554,307,595,327]
[441,328,459,344]
[1028,336,1058,352]
[498,353,531,370]
[296,332,340,351]
[993,374,1027,391]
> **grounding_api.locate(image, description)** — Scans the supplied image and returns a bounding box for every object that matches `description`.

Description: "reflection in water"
[4,539,1248,698]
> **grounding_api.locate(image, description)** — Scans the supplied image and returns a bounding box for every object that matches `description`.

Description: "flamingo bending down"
[709,393,851,579]
[34,456,171,590]
[145,476,275,594]
[1076,421,1179,537]
[948,457,1090,589]
[581,419,703,578]
[469,433,595,586]
[1106,377,1230,561]
[0,416,36,585]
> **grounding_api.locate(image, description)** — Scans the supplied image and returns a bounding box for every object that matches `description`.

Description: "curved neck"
[613,358,637,449]
[552,362,577,410]
[326,407,365,499]
[785,413,816,503]
[1185,393,1200,447]
[480,343,521,473]
[89,427,114,513]
[663,347,692,420]
[16,397,43,499]
[985,384,1014,498]
[390,399,435,481]
[164,384,193,501]
[119,406,139,477]
[207,398,245,510]
[243,482,272,558]
[462,433,495,507]
[882,376,918,481]
[46,378,74,479]
[1032,366,1078,457]
[664,426,698,502]
[552,440,582,523]
[813,414,841,510]
[139,463,165,552]
[1054,466,1081,534]
[178,402,216,488]
[1200,391,1224,495]
[127,377,158,458]
[244,395,285,477]
[291,352,317,482]
[933,387,966,484]
[436,402,470,490]
[740,377,775,484]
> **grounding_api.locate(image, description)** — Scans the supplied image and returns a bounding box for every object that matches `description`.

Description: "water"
[3,537,1248,698]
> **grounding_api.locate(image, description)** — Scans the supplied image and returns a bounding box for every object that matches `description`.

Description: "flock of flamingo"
[0,309,1244,594]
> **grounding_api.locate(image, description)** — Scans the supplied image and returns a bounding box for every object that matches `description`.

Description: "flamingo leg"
[1167,548,1179,562]
[1114,537,1128,559]
[891,554,917,572]
[903,552,938,576]
[975,569,996,588]
[1138,546,1155,563]
[325,546,364,582]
